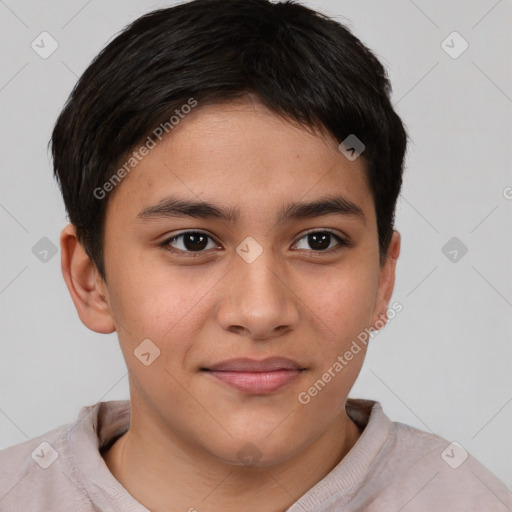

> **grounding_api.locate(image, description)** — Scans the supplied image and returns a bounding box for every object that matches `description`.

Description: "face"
[71,97,399,466]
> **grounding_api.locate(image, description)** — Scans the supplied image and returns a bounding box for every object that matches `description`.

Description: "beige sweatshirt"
[0,399,510,511]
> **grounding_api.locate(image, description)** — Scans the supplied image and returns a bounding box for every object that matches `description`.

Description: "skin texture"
[60,96,400,512]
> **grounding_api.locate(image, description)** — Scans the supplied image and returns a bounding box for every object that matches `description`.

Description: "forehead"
[104,99,375,227]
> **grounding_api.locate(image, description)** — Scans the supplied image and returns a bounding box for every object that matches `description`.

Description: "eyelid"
[165,229,218,243]
[297,227,345,240]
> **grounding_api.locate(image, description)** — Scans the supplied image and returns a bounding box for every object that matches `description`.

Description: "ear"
[369,230,401,330]
[59,223,116,334]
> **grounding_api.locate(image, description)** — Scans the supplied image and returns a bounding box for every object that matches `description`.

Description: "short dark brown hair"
[50,0,407,281]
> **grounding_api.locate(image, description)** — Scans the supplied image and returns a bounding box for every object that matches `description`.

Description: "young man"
[0,0,510,510]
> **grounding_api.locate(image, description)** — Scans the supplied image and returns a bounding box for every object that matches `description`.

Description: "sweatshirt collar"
[68,398,390,511]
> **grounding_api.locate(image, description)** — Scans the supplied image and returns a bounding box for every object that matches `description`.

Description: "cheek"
[299,260,380,342]
[108,269,207,407]
[291,264,377,430]
[106,259,231,393]
[105,259,204,351]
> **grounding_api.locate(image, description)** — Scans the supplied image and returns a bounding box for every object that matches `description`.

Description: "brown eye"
[293,230,346,252]
[163,231,219,253]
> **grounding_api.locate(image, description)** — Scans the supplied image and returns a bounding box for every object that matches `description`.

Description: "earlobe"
[370,230,401,330]
[59,223,116,334]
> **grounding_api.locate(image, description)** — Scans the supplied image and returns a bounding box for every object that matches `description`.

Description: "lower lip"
[206,369,303,393]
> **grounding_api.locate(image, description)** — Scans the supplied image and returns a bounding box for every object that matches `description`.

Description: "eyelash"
[160,229,349,258]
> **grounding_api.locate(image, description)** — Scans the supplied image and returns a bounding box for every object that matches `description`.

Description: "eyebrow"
[137,195,365,224]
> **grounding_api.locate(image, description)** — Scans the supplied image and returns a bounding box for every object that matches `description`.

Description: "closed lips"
[203,357,305,372]
[202,357,306,394]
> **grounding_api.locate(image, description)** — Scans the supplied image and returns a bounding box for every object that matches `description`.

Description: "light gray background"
[0,0,511,487]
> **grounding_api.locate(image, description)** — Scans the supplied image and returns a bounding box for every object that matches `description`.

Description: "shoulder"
[367,418,512,511]
[0,412,97,511]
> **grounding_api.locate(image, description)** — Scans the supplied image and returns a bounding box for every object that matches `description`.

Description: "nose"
[216,251,301,341]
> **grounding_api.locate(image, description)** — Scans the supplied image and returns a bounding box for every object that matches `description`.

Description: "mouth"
[201,357,306,394]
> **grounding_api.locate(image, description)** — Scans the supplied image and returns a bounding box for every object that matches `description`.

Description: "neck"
[102,402,361,512]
